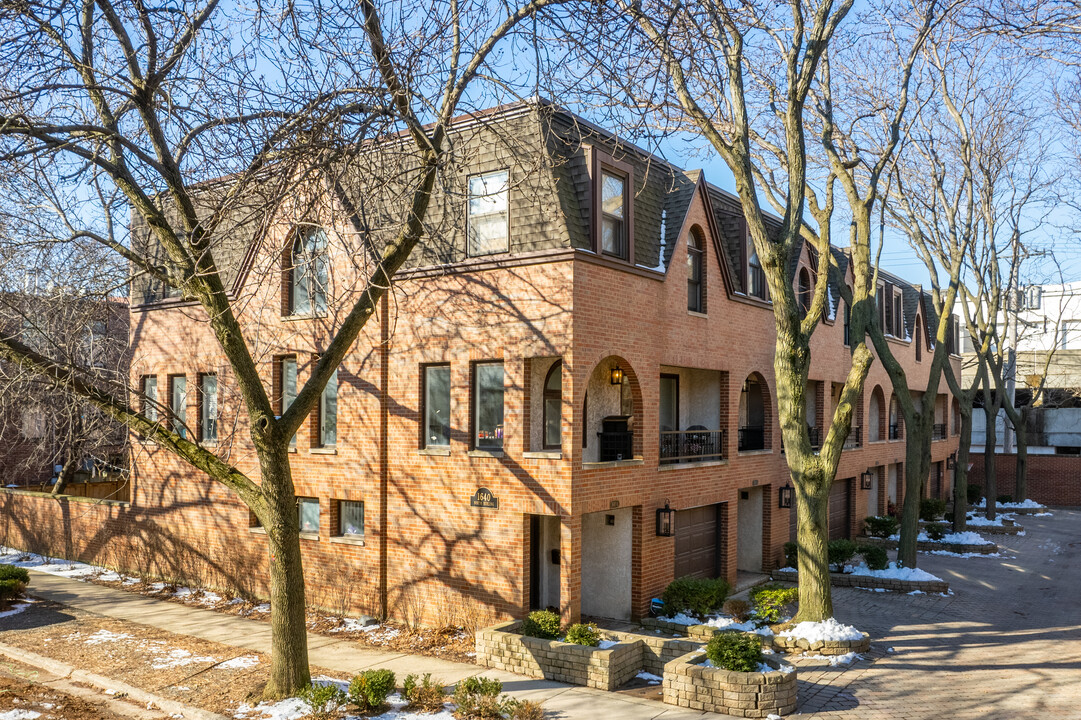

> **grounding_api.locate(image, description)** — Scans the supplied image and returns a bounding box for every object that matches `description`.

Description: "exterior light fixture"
[610,365,624,385]
[656,500,675,537]
[947,452,957,470]
[861,469,875,490]
[778,482,794,509]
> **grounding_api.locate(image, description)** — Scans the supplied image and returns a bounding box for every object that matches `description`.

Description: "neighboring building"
[1,102,961,625]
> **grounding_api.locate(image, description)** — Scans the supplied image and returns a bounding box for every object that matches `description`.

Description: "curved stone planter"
[772,631,871,656]
[858,535,998,555]
[771,567,949,594]
[662,650,797,718]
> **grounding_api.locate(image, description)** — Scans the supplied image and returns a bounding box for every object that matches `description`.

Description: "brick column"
[560,514,581,625]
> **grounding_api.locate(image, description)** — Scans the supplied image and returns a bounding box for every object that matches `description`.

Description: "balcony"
[598,416,634,461]
[889,423,902,440]
[844,426,862,449]
[660,429,726,465]
[738,426,766,452]
[932,423,947,441]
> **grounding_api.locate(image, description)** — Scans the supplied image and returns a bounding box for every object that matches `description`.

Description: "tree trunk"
[1014,417,1028,502]
[983,402,998,521]
[51,454,79,496]
[952,401,972,534]
[792,471,832,622]
[257,445,311,699]
[897,420,931,567]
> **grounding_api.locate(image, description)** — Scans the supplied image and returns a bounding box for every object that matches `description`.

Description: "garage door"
[675,504,720,579]
[828,480,850,540]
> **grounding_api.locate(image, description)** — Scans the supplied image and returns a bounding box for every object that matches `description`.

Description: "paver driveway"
[789,508,1081,719]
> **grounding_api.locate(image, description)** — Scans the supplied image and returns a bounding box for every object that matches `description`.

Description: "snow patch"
[83,629,133,645]
[890,530,994,546]
[778,618,864,643]
[803,651,862,666]
[924,550,1004,559]
[636,670,662,685]
[151,648,218,670]
[0,710,42,720]
[844,562,942,583]
[597,639,620,649]
[219,655,261,670]
[0,602,31,619]
[704,615,774,637]
[980,498,1044,509]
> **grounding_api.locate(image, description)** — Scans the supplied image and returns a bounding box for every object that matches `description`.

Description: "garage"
[829,478,851,540]
[674,503,722,579]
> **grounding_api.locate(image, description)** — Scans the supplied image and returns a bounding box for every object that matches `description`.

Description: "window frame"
[286,226,329,317]
[687,229,705,313]
[297,497,320,535]
[472,361,505,451]
[198,372,218,444]
[421,363,452,449]
[892,289,904,337]
[542,361,562,451]
[168,374,187,439]
[466,169,511,257]
[275,355,298,447]
[590,150,635,264]
[746,235,767,300]
[336,499,365,538]
[317,368,338,448]
[142,375,159,422]
[797,267,812,317]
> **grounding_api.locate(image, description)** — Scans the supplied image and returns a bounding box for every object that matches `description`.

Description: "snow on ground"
[802,652,862,666]
[597,639,620,649]
[219,655,261,670]
[150,648,218,670]
[980,498,1044,509]
[890,530,994,546]
[965,514,1015,527]
[704,615,775,637]
[1033,512,1054,517]
[0,548,98,580]
[636,670,662,685]
[0,600,34,620]
[81,629,134,645]
[924,549,1006,559]
[778,618,864,643]
[843,562,943,582]
[700,659,794,674]
[233,690,459,720]
[0,710,42,720]
[659,613,699,626]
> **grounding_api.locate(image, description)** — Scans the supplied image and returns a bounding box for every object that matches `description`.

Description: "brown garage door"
[675,504,720,579]
[829,479,850,540]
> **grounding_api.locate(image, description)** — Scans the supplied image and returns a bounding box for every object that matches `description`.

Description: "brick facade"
[969,453,1081,506]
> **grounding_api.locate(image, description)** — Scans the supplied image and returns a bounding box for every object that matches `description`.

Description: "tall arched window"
[687,228,705,313]
[543,361,562,449]
[289,227,329,315]
[798,268,812,317]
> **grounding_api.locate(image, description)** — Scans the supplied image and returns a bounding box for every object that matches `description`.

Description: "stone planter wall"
[858,535,999,555]
[640,617,720,641]
[475,621,640,690]
[772,631,871,656]
[605,627,703,675]
[771,567,949,594]
[662,651,797,717]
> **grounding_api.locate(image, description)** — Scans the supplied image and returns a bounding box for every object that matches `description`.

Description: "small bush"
[967,484,982,504]
[722,598,751,622]
[924,523,947,541]
[512,700,545,720]
[944,511,955,523]
[453,676,513,720]
[661,576,730,618]
[864,515,899,539]
[705,632,762,673]
[564,623,601,646]
[299,683,347,720]
[783,541,798,568]
[749,584,799,624]
[997,494,1014,504]
[857,544,889,571]
[827,539,858,572]
[348,669,395,712]
[919,498,947,522]
[520,610,561,640]
[403,674,447,712]
[0,566,30,585]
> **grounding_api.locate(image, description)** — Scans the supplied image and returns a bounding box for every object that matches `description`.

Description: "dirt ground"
[0,658,137,720]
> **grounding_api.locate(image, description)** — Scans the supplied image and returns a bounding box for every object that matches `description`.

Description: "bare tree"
[0,0,566,697]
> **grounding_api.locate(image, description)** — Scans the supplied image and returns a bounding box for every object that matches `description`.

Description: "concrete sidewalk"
[21,571,714,719]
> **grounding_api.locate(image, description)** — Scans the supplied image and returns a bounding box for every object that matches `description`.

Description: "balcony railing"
[932,423,947,441]
[889,423,902,440]
[844,425,862,449]
[738,426,766,452]
[660,429,726,465]
[597,430,634,461]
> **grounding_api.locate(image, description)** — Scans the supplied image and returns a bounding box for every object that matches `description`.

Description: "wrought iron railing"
[932,423,947,440]
[844,425,862,449]
[660,429,726,465]
[889,423,902,440]
[597,431,634,461]
[738,426,766,452]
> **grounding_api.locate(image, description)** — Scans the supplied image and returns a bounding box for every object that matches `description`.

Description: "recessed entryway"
[529,515,561,612]
[581,507,632,620]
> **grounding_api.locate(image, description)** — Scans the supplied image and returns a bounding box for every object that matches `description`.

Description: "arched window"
[289,227,329,316]
[543,361,562,450]
[798,268,812,317]
[687,228,705,313]
[915,316,923,362]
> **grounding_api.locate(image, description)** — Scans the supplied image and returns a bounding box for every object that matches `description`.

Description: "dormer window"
[747,237,767,300]
[600,171,628,259]
[468,170,509,256]
[687,228,705,313]
[798,268,812,317]
[287,227,329,316]
[892,289,903,337]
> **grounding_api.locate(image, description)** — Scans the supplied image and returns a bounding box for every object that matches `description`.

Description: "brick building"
[1,101,960,626]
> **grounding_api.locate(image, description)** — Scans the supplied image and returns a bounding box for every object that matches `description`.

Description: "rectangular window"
[473,362,504,450]
[600,171,627,258]
[338,500,364,538]
[142,376,158,422]
[422,364,451,448]
[199,373,218,443]
[876,286,885,330]
[747,238,766,300]
[659,374,679,431]
[298,497,320,534]
[319,369,338,447]
[893,292,903,337]
[843,304,851,346]
[468,170,509,256]
[278,356,298,447]
[169,375,187,439]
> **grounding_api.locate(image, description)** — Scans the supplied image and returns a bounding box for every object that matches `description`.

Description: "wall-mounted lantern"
[610,365,624,385]
[947,452,957,470]
[861,469,875,490]
[778,482,794,509]
[656,500,675,537]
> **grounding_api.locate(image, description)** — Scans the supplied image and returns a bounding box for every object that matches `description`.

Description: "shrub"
[0,565,28,609]
[705,632,762,673]
[749,584,799,624]
[564,623,600,646]
[512,700,545,720]
[924,523,947,541]
[722,598,751,622]
[661,576,730,618]
[919,498,947,522]
[403,673,447,712]
[864,515,899,539]
[857,544,889,571]
[520,610,561,640]
[453,676,513,720]
[348,669,396,712]
[997,494,1013,504]
[967,484,983,504]
[827,539,858,572]
[783,541,798,568]
[0,566,30,585]
[944,511,954,523]
[299,683,347,720]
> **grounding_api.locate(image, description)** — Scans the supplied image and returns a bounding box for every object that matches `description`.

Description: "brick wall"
[968,453,1081,506]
